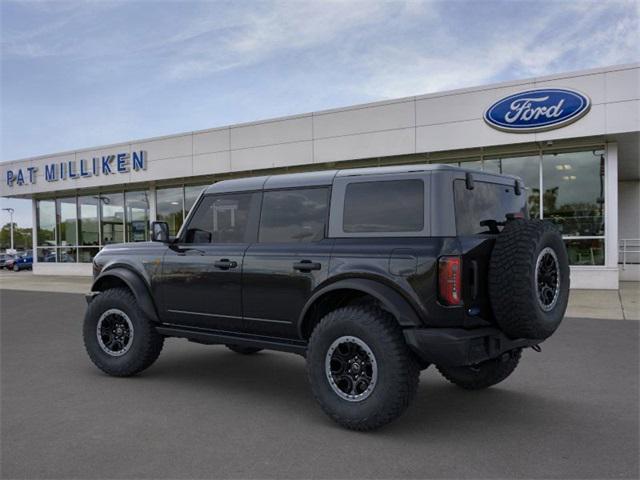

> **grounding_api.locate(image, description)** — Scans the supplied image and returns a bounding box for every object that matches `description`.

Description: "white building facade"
[1,63,638,288]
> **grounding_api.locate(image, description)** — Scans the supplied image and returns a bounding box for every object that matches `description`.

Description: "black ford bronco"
[84,164,569,430]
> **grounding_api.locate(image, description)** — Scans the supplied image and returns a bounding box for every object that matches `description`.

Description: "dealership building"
[1,63,638,289]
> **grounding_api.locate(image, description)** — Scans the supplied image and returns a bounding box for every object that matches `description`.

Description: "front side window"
[343,180,424,233]
[259,188,329,243]
[184,193,258,244]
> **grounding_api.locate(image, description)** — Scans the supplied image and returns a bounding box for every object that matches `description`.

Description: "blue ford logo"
[484,88,591,132]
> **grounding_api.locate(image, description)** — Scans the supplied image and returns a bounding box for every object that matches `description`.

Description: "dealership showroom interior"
[1,63,638,290]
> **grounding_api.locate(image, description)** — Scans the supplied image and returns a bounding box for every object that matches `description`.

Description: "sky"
[1,0,639,228]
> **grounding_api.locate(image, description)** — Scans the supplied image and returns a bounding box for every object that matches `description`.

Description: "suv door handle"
[213,259,238,270]
[293,260,321,272]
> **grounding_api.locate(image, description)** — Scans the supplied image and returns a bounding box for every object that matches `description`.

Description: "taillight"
[438,256,462,306]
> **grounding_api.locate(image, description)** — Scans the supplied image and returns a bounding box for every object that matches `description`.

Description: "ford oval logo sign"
[484,88,591,133]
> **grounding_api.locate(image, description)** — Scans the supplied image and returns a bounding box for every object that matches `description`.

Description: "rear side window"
[184,193,259,244]
[343,180,424,233]
[259,188,329,243]
[454,180,527,235]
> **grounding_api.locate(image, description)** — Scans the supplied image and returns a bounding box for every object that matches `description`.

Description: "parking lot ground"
[0,270,91,294]
[1,289,639,479]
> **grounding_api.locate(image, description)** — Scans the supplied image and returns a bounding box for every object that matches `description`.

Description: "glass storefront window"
[37,246,56,263]
[565,239,605,266]
[58,247,77,263]
[157,187,184,236]
[78,247,100,263]
[100,193,124,244]
[459,159,483,171]
[185,185,205,215]
[484,155,541,218]
[542,150,605,236]
[56,197,77,247]
[78,196,100,246]
[125,190,150,242]
[36,200,56,246]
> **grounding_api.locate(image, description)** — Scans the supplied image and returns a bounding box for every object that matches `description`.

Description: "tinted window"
[454,180,527,235]
[259,188,329,243]
[343,180,424,233]
[184,193,258,244]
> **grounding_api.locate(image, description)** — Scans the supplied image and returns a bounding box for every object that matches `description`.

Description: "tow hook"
[530,344,542,352]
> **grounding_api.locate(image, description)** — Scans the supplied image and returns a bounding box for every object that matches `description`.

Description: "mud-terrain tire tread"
[307,305,419,431]
[489,219,569,340]
[83,287,164,377]
[225,344,263,355]
[436,349,522,390]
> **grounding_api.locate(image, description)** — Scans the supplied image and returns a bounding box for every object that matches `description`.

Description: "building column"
[149,185,157,222]
[605,142,619,287]
[31,198,38,271]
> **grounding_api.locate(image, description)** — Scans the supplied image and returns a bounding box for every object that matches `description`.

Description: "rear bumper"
[403,327,540,367]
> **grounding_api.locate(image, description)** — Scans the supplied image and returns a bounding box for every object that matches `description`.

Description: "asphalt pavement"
[1,289,638,479]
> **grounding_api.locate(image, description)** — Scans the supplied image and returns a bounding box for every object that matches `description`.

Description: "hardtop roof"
[204,163,520,194]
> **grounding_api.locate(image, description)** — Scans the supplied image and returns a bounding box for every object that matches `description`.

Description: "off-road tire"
[436,349,522,390]
[225,344,263,355]
[307,305,420,431]
[83,287,164,377]
[489,219,569,340]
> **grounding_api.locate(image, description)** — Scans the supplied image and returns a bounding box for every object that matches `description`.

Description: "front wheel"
[12,264,19,272]
[307,305,419,431]
[436,349,522,390]
[83,287,164,377]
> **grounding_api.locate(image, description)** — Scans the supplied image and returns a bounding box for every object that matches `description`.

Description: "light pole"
[2,207,15,251]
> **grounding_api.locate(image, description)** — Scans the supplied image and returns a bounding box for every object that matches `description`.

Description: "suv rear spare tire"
[489,219,569,340]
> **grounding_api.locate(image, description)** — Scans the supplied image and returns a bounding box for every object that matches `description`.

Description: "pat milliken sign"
[5,150,147,187]
[484,88,591,133]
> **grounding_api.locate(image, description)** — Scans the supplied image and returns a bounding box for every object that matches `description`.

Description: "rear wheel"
[436,349,522,390]
[12,264,19,272]
[307,305,419,431]
[225,344,263,355]
[83,287,164,376]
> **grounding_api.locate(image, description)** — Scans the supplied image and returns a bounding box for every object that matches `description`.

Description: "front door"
[160,191,261,331]
[242,187,332,338]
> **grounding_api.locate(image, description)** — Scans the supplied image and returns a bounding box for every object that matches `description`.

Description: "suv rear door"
[241,187,333,338]
[159,192,261,330]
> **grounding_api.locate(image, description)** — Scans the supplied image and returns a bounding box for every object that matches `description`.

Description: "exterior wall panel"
[193,128,230,155]
[314,128,415,163]
[230,140,313,171]
[193,151,232,175]
[314,101,415,138]
[230,115,312,150]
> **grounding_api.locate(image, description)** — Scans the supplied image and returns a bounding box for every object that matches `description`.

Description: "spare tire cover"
[489,219,570,340]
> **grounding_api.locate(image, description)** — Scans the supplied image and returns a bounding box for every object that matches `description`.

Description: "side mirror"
[151,221,170,242]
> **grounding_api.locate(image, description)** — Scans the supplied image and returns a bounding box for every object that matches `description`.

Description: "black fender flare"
[297,278,423,337]
[91,267,159,323]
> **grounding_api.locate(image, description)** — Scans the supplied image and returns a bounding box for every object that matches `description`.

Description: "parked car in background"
[9,252,33,271]
[0,253,15,269]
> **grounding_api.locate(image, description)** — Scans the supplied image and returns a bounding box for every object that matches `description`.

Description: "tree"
[0,223,32,251]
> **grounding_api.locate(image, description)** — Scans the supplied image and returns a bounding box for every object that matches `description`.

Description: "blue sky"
[1,0,639,227]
